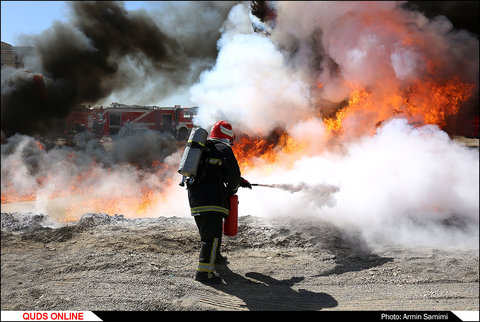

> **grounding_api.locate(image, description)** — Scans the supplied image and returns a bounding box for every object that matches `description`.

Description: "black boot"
[195,271,222,284]
[215,253,228,265]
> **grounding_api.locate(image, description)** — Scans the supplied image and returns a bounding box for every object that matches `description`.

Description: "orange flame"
[324,76,475,136]
[233,135,276,169]
[1,156,176,222]
[233,130,305,171]
[232,74,475,170]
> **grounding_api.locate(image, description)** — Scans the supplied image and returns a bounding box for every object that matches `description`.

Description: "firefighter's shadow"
[214,265,338,311]
[313,232,394,277]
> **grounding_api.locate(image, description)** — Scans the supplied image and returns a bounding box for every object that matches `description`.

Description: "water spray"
[251,183,339,194]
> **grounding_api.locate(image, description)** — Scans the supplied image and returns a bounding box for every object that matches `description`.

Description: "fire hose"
[251,183,297,190]
[251,183,275,188]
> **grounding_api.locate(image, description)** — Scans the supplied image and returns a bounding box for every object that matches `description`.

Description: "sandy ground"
[1,212,478,313]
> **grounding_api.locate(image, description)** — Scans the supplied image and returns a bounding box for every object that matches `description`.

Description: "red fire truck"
[64,104,196,141]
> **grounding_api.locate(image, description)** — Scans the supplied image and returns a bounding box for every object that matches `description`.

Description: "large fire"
[1,2,478,224]
[1,72,476,222]
[233,75,475,169]
[1,70,475,222]
[324,76,475,136]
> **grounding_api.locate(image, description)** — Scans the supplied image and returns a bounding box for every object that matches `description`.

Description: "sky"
[1,1,152,46]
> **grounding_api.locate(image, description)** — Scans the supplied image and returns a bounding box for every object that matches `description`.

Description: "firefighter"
[187,120,251,284]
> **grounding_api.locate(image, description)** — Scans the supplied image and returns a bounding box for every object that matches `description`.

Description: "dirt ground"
[1,212,478,314]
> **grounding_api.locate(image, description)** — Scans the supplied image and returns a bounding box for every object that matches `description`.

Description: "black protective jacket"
[187,139,241,217]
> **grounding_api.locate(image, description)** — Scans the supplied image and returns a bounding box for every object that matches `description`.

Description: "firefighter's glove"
[240,177,252,189]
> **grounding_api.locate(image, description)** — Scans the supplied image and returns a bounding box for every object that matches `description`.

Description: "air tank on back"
[178,127,208,178]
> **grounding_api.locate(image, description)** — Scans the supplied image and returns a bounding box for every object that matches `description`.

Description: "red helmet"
[209,120,235,143]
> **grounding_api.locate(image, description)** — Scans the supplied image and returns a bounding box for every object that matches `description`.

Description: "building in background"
[1,41,33,68]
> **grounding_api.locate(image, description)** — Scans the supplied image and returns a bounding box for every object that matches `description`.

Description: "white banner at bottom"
[0,311,102,322]
[452,311,479,322]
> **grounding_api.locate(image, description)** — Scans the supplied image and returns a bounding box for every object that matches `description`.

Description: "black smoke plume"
[1,1,237,137]
[403,1,479,35]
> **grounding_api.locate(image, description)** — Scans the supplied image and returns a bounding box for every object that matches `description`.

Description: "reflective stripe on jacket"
[191,205,229,216]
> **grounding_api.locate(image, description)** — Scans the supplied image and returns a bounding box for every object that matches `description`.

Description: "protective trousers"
[194,214,223,276]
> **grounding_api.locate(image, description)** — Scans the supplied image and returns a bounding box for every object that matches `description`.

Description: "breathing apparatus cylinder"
[223,194,238,236]
[178,127,208,178]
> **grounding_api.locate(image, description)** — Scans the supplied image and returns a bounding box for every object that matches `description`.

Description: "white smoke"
[190,3,313,136]
[189,2,479,249]
[239,119,479,249]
